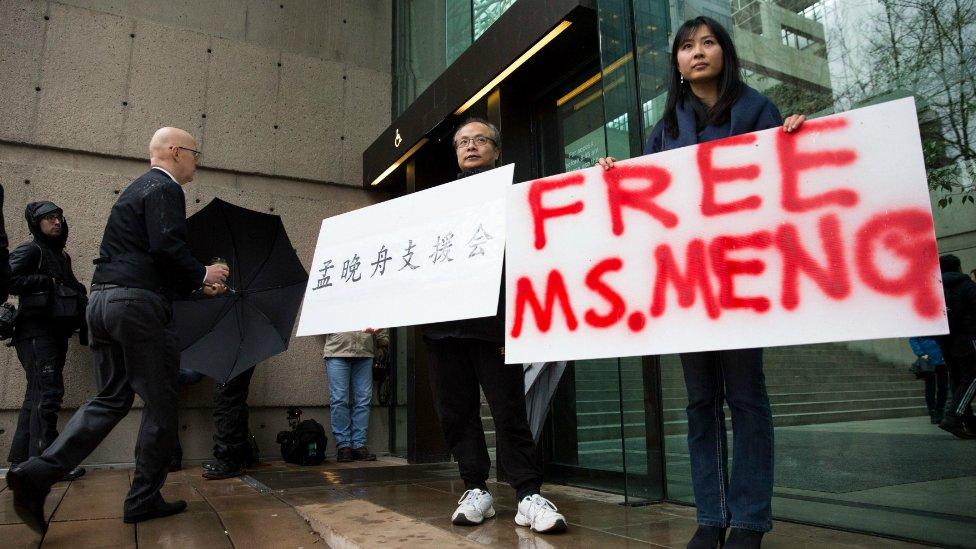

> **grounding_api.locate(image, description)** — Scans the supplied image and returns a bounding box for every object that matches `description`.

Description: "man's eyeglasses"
[454,136,496,150]
[175,146,202,160]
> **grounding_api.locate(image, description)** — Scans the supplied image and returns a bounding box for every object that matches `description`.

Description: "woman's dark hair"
[662,16,743,139]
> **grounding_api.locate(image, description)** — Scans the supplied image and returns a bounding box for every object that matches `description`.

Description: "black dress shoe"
[202,460,244,480]
[725,528,764,549]
[6,466,50,534]
[352,447,376,461]
[60,466,86,481]
[123,499,187,524]
[337,447,354,463]
[687,525,726,549]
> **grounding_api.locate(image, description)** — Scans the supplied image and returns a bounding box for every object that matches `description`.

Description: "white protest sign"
[297,164,513,336]
[504,98,947,364]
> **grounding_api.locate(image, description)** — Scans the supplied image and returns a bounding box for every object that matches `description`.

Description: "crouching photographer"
[6,202,88,481]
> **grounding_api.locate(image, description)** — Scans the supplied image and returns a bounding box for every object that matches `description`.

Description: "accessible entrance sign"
[297,164,513,336]
[504,98,948,363]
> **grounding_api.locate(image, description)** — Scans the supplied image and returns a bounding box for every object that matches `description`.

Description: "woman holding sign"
[599,16,805,549]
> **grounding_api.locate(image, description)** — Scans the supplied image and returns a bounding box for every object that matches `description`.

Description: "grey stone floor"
[666,416,976,548]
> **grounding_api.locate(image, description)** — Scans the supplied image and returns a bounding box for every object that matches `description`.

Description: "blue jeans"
[326,357,373,449]
[681,348,773,532]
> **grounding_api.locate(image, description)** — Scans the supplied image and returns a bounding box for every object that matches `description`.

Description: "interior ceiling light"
[557,72,602,107]
[575,75,625,111]
[370,20,572,187]
[454,20,573,115]
[556,51,633,108]
[370,138,429,186]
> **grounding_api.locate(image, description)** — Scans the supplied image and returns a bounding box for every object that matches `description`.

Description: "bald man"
[7,127,229,532]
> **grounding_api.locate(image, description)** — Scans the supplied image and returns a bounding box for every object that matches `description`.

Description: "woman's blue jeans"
[680,348,773,532]
[325,357,373,450]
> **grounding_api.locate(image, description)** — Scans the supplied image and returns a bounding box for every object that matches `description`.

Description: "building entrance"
[530,65,666,503]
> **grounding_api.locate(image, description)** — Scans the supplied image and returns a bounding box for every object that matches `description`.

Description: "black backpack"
[276,419,327,466]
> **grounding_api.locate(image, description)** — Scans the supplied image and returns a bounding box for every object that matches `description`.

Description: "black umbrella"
[174,198,308,383]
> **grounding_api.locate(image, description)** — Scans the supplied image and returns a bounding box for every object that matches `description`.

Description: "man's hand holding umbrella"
[202,263,229,297]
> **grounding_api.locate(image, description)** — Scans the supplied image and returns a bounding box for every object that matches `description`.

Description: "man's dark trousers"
[425,337,542,499]
[18,286,179,516]
[7,335,70,463]
[212,367,255,465]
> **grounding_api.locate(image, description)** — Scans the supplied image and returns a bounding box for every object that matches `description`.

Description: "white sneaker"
[515,494,567,534]
[451,488,495,526]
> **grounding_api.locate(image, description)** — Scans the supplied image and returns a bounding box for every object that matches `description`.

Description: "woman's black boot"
[687,525,727,549]
[725,528,764,549]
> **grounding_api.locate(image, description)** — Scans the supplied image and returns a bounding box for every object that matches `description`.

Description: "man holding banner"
[423,118,567,534]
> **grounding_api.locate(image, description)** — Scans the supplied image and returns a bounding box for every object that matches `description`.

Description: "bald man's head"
[149,127,200,185]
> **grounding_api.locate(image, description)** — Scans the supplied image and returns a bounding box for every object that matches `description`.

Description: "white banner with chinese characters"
[504,98,947,364]
[296,164,513,336]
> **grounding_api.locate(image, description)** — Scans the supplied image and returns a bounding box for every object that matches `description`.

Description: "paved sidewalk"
[1,464,321,548]
[1,459,933,548]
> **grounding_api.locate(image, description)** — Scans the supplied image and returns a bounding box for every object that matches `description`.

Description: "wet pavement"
[1,458,932,548]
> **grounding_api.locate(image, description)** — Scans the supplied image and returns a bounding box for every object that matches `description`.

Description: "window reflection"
[394,0,518,115]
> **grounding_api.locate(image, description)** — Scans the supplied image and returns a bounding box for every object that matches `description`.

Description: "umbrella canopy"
[174,198,308,383]
[523,361,567,442]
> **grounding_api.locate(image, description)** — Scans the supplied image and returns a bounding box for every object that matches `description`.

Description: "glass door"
[535,66,664,503]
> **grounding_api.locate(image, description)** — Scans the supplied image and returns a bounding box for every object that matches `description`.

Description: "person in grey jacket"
[324,329,389,461]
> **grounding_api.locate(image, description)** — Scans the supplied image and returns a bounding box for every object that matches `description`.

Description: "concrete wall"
[0,0,393,464]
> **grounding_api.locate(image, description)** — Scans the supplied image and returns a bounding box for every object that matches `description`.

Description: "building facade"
[0,0,392,465]
[371,1,976,547]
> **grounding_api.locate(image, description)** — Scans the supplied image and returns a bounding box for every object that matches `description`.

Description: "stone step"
[659,366,907,379]
[661,379,919,396]
[578,436,649,454]
[576,399,649,414]
[662,406,926,435]
[660,361,903,374]
[575,395,926,427]
[579,373,915,392]
[574,404,927,441]
[661,396,926,422]
[575,387,923,414]
[663,387,923,409]
[575,379,920,402]
[574,365,907,386]
[576,422,649,442]
[575,371,644,380]
[577,375,913,395]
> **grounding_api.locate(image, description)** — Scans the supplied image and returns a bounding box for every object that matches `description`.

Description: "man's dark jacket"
[941,270,976,357]
[92,168,205,298]
[0,184,10,302]
[9,201,87,343]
